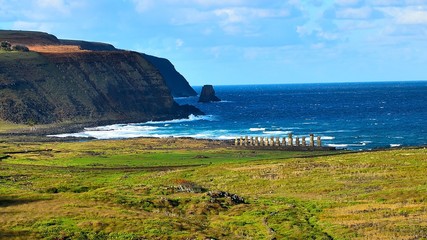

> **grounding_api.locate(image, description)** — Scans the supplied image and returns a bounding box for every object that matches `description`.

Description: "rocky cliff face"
[142,54,197,97]
[0,30,202,124]
[0,30,198,98]
[62,38,197,98]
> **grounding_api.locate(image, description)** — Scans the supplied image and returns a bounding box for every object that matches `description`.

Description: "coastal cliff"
[60,37,197,97]
[0,30,201,124]
[142,54,197,97]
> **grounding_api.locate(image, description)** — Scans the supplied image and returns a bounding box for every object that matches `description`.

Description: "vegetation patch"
[0,138,426,239]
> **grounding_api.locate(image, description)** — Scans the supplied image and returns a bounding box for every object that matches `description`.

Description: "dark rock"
[198,85,221,103]
[207,191,245,204]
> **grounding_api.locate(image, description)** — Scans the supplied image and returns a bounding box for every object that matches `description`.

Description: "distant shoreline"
[1,122,425,153]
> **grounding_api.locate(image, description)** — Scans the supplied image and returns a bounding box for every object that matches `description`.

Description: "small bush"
[12,44,30,52]
[0,41,12,51]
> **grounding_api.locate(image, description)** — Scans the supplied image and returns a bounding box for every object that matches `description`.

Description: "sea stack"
[198,85,221,103]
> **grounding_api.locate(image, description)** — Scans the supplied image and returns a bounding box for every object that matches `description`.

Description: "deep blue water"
[52,81,427,150]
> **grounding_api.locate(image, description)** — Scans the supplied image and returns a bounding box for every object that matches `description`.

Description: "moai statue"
[255,137,259,146]
[240,137,244,146]
[282,137,287,146]
[302,137,307,146]
[317,136,322,147]
[270,137,275,146]
[260,137,264,146]
[295,137,300,146]
[245,136,249,146]
[250,137,254,146]
[288,133,293,146]
[276,137,280,146]
[310,134,315,147]
[235,137,238,146]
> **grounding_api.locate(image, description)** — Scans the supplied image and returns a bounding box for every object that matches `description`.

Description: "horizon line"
[190,80,427,87]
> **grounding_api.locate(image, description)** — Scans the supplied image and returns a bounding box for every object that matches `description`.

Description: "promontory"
[0,30,201,125]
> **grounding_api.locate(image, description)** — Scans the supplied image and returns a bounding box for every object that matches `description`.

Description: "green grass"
[0,50,40,59]
[0,120,28,133]
[1,138,426,239]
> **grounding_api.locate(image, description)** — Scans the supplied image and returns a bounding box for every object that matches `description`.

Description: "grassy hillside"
[0,138,426,239]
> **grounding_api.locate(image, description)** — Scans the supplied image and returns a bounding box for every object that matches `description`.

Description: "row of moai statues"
[234,133,322,147]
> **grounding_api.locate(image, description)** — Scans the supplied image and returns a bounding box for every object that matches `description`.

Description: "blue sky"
[1,0,427,85]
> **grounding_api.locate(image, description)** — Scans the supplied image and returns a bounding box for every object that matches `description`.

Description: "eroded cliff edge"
[0,30,201,124]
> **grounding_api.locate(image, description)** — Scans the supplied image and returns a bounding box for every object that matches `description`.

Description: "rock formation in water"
[0,30,202,124]
[198,85,221,103]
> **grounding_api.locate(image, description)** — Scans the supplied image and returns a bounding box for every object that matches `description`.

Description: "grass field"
[0,121,28,133]
[0,138,426,239]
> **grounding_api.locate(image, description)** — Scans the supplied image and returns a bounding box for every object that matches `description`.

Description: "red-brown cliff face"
[0,30,202,124]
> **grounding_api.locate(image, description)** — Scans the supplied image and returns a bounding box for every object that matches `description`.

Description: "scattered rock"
[208,191,245,204]
[174,179,207,193]
[198,85,221,103]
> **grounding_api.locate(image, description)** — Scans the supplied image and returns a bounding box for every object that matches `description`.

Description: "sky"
[1,0,427,86]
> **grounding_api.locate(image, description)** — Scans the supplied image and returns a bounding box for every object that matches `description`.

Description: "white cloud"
[12,21,54,32]
[213,7,289,24]
[35,0,85,14]
[212,7,292,35]
[371,0,403,6]
[176,38,184,48]
[335,7,373,19]
[170,8,212,25]
[380,6,427,24]
[335,0,361,6]
[214,8,245,24]
[132,0,154,13]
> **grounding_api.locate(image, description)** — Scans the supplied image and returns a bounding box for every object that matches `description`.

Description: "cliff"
[0,30,202,124]
[62,38,197,97]
[0,30,198,98]
[142,54,197,97]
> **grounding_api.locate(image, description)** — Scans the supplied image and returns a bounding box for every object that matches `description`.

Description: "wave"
[321,136,335,140]
[322,130,358,133]
[90,125,159,132]
[173,96,198,100]
[144,114,216,124]
[250,128,266,132]
[327,142,369,149]
[300,122,318,125]
[263,130,291,135]
[48,133,89,138]
[84,124,127,131]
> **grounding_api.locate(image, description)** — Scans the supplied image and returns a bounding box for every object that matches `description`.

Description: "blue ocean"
[52,81,427,150]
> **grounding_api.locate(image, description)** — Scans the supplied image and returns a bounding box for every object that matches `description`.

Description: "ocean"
[51,81,427,150]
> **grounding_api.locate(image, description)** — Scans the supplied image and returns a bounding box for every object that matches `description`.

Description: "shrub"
[12,44,30,52]
[0,41,12,51]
